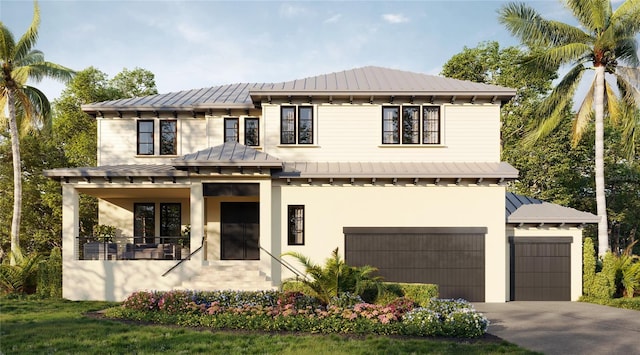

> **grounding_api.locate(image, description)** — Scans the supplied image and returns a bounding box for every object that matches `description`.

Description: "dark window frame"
[160,203,181,243]
[137,120,154,155]
[382,106,400,144]
[297,106,314,144]
[244,117,260,146]
[134,203,155,244]
[281,106,296,144]
[423,106,441,144]
[287,205,305,245]
[382,105,442,145]
[224,117,239,143]
[160,120,177,155]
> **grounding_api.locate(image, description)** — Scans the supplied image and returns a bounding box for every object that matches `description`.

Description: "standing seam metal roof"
[506,192,599,224]
[81,66,516,111]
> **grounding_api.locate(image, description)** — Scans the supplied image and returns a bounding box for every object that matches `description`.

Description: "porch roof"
[506,192,599,225]
[172,142,283,168]
[275,161,519,182]
[43,164,187,181]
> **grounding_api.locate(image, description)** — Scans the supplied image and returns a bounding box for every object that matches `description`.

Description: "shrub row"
[108,290,487,338]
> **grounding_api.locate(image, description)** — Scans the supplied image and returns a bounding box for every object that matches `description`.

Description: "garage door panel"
[345,228,486,302]
[510,238,571,301]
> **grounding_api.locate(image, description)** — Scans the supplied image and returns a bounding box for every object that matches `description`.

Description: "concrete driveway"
[473,302,640,355]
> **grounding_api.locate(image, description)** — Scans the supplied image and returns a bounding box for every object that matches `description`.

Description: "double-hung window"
[244,118,259,146]
[160,120,177,155]
[160,203,181,243]
[382,105,441,145]
[224,118,239,143]
[281,106,313,144]
[287,205,305,245]
[137,120,154,155]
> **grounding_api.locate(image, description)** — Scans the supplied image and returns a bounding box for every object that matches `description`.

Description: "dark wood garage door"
[344,227,486,302]
[510,237,571,301]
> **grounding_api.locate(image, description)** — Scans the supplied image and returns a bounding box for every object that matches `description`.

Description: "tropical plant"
[92,224,116,242]
[282,247,383,305]
[0,1,74,259]
[0,247,42,294]
[614,241,640,297]
[499,0,640,256]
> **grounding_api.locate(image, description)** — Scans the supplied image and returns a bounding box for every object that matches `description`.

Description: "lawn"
[0,298,537,354]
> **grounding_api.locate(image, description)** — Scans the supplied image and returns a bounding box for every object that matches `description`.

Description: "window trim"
[281,105,314,145]
[297,106,314,145]
[137,120,155,155]
[244,117,260,146]
[382,106,400,144]
[159,203,181,243]
[224,117,239,143]
[281,106,296,144]
[287,205,305,245]
[159,120,177,155]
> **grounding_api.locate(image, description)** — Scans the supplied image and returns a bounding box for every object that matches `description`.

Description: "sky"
[0,0,623,102]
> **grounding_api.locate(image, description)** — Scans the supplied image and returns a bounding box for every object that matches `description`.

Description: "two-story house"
[45,67,597,302]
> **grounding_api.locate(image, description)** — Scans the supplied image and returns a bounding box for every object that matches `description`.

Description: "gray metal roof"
[275,161,518,180]
[42,164,187,180]
[172,142,282,168]
[82,66,516,112]
[506,192,599,225]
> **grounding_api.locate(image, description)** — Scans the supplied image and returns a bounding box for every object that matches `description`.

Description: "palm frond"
[605,81,622,125]
[13,1,40,63]
[616,66,640,105]
[24,61,75,84]
[499,2,590,47]
[611,0,640,36]
[0,23,16,62]
[535,43,593,69]
[566,0,611,34]
[573,81,595,145]
[613,37,640,67]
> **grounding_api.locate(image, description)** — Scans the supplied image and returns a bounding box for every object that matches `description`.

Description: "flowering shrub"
[113,291,487,338]
[402,298,488,337]
[329,292,363,308]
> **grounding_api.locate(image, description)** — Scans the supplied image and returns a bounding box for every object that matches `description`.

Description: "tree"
[499,0,640,256]
[0,1,74,260]
[110,67,158,98]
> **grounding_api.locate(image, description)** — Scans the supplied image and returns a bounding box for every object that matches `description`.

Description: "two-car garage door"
[344,227,486,302]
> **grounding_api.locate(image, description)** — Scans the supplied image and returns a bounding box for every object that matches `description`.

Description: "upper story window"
[382,105,441,145]
[245,118,259,146]
[281,106,314,145]
[137,119,178,156]
[160,120,177,155]
[224,118,239,143]
[137,120,154,155]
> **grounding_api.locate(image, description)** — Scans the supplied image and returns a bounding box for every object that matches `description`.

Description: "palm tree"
[1,1,74,260]
[499,0,640,256]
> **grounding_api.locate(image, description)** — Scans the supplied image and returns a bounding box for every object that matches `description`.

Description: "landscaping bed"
[105,290,489,338]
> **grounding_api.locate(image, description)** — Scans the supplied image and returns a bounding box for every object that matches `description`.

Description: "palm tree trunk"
[7,88,23,264]
[594,65,609,257]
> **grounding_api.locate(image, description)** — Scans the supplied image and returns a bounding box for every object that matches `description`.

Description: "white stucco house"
[44,67,597,302]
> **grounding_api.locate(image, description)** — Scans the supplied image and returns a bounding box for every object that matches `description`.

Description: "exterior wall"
[506,226,584,301]
[274,182,507,302]
[261,102,501,162]
[95,102,501,165]
[97,113,207,166]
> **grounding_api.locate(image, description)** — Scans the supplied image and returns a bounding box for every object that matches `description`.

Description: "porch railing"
[77,236,191,261]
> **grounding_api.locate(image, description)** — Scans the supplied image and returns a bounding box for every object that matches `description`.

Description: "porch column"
[190,182,205,262]
[259,179,274,284]
[62,184,79,261]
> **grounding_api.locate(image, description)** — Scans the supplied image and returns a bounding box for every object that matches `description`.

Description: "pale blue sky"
[0,0,622,101]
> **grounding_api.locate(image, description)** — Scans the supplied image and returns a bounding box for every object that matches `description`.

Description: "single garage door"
[344,227,486,302]
[510,237,571,301]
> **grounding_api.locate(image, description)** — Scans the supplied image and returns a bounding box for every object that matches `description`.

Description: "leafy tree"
[0,1,74,260]
[110,67,158,98]
[499,0,640,256]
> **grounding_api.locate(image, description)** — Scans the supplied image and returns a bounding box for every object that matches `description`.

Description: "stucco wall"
[273,182,507,302]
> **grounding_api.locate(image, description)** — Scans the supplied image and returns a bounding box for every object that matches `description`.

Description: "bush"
[377,282,439,306]
[36,247,62,299]
[583,238,596,296]
[113,290,486,338]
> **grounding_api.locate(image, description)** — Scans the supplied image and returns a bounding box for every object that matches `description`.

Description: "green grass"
[579,296,640,311]
[0,298,535,354]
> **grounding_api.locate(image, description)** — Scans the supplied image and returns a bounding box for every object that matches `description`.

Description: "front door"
[221,202,259,260]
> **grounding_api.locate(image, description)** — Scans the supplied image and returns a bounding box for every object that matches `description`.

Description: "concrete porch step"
[179,260,275,292]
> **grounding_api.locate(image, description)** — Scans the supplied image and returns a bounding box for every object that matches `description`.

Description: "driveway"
[473,302,640,355]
